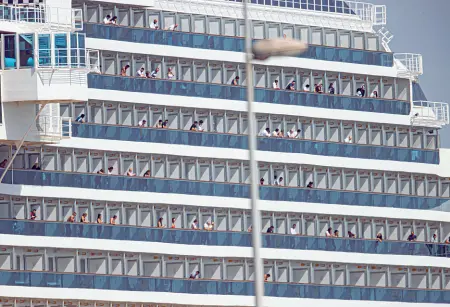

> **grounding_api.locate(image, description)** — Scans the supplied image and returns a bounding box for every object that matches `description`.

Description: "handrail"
[2,169,449,201]
[72,121,438,153]
[87,22,392,54]
[0,268,447,291]
[1,218,448,246]
[98,73,409,103]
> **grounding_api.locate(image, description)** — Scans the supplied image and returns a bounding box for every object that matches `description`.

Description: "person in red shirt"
[30,209,37,220]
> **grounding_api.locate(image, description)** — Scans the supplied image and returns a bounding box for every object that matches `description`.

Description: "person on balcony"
[260,128,270,137]
[290,224,297,235]
[30,209,37,220]
[407,231,417,242]
[167,68,175,80]
[156,119,163,128]
[306,181,314,188]
[189,271,200,279]
[137,67,145,77]
[231,76,239,86]
[157,217,165,228]
[150,68,159,78]
[197,120,204,132]
[126,168,135,177]
[67,212,77,223]
[0,159,7,168]
[143,170,151,178]
[344,135,353,143]
[150,19,159,30]
[96,214,103,224]
[31,163,41,170]
[138,119,147,127]
[272,79,280,89]
[285,80,296,91]
[356,84,366,97]
[80,213,88,223]
[191,219,199,229]
[110,215,118,225]
[75,114,85,123]
[190,121,198,131]
[326,227,333,237]
[167,24,178,31]
[120,65,130,76]
[110,16,118,25]
[376,233,383,242]
[162,119,169,128]
[328,83,335,94]
[370,90,378,98]
[303,84,310,92]
[171,218,176,228]
[103,15,111,24]
[348,231,356,238]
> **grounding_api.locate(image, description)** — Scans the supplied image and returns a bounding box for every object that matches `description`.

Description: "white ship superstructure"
[0,1,449,307]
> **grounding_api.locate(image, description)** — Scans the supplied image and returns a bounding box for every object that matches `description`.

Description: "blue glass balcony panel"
[83,23,393,67]
[72,123,439,164]
[88,74,410,116]
[1,271,449,303]
[2,220,449,258]
[2,170,449,211]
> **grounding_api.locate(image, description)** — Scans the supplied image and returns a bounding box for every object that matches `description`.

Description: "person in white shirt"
[326,227,333,237]
[273,176,279,186]
[103,15,111,24]
[290,224,297,235]
[370,90,378,98]
[137,68,145,77]
[431,233,438,243]
[272,129,280,137]
[150,68,159,78]
[191,219,199,229]
[204,221,214,231]
[107,167,113,175]
[197,120,204,132]
[287,129,297,138]
[126,168,136,177]
[344,136,352,143]
[138,120,146,127]
[259,128,270,137]
[167,24,178,31]
[303,84,310,92]
[150,19,159,29]
[273,80,280,89]
[167,68,175,79]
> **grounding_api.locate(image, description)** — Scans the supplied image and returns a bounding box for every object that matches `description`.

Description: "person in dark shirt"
[328,83,335,94]
[285,80,296,91]
[30,209,37,220]
[266,226,274,233]
[376,233,383,242]
[356,84,366,97]
[231,76,239,85]
[347,230,356,238]
[260,178,265,185]
[31,163,41,170]
[407,231,417,241]
[162,119,169,128]
[189,271,200,279]
[306,181,314,188]
[190,121,198,131]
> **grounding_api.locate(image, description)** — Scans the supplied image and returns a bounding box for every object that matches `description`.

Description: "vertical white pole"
[243,1,264,307]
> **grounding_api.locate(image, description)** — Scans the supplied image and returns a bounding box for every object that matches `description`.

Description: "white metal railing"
[394,53,423,78]
[377,26,394,51]
[0,5,45,23]
[224,0,386,23]
[157,0,383,32]
[0,5,83,31]
[34,116,72,141]
[411,101,449,128]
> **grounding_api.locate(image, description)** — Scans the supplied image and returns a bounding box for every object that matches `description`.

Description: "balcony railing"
[84,23,394,67]
[88,74,410,115]
[412,101,450,128]
[33,116,72,142]
[3,220,449,258]
[72,123,439,164]
[0,270,449,303]
[1,170,448,211]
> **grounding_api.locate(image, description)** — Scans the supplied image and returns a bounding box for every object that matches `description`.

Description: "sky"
[363,0,450,147]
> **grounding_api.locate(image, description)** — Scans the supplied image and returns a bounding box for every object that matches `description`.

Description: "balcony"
[88,74,411,115]
[72,123,439,164]
[2,220,449,258]
[1,270,449,303]
[1,170,449,211]
[84,23,394,67]
[0,5,83,33]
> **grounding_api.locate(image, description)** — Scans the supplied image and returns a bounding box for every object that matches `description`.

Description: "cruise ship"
[0,0,449,307]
